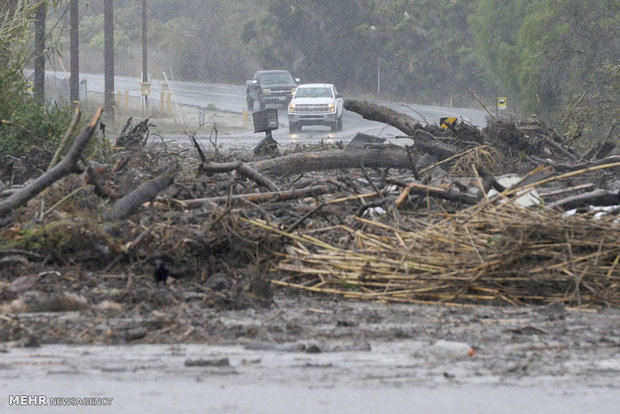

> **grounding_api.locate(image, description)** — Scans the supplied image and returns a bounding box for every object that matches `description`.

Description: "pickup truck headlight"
[328,102,335,112]
[289,102,297,112]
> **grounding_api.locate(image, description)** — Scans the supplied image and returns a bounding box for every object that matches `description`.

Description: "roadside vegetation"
[47,0,617,143]
[0,1,617,159]
[1,0,73,157]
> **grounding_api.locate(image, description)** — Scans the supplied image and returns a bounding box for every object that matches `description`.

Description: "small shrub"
[0,68,73,156]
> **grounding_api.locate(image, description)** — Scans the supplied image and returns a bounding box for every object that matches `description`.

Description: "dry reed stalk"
[259,196,619,307]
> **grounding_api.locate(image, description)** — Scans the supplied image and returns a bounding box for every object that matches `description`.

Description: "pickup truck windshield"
[295,87,333,98]
[260,73,294,84]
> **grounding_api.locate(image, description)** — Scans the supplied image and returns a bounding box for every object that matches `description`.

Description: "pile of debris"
[0,101,618,317]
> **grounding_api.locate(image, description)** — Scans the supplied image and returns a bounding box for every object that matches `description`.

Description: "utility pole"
[69,0,79,107]
[141,0,149,112]
[104,0,115,120]
[377,57,381,96]
[34,1,46,103]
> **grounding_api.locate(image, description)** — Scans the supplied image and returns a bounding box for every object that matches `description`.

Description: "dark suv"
[246,70,299,110]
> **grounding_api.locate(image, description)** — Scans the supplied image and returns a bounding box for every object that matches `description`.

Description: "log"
[344,99,458,159]
[413,129,458,158]
[0,108,103,218]
[249,147,412,177]
[106,167,176,220]
[547,189,620,210]
[344,99,422,136]
[541,135,577,161]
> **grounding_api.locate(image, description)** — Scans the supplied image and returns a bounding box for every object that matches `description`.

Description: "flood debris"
[0,102,619,345]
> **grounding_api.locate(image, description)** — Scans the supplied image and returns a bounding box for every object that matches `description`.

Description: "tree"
[169,0,259,82]
[469,0,535,93]
[243,0,484,104]
[104,0,114,118]
[517,0,620,119]
[470,0,620,121]
[34,0,46,102]
[70,0,79,106]
[142,0,148,111]
[1,1,73,157]
[242,0,380,90]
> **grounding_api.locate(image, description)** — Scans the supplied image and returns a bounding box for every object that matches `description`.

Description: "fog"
[49,0,619,117]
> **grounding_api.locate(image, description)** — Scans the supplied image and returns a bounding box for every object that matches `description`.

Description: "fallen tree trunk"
[344,99,422,136]
[249,147,412,176]
[106,167,177,220]
[344,99,459,159]
[0,108,103,218]
[412,129,458,158]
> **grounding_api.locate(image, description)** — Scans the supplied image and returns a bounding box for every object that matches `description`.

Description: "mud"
[2,105,619,413]
[2,295,620,412]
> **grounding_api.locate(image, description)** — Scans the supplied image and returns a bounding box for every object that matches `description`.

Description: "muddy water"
[0,342,620,414]
[2,296,620,413]
[2,343,619,414]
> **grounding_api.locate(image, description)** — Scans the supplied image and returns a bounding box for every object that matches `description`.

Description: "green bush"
[0,69,73,156]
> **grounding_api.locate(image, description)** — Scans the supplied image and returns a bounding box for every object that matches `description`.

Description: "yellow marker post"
[124,90,129,111]
[440,117,458,129]
[497,97,507,110]
[243,108,248,128]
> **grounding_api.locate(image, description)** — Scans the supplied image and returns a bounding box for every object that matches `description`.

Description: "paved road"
[49,72,488,146]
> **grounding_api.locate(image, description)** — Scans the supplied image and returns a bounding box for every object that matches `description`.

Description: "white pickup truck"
[287,83,344,132]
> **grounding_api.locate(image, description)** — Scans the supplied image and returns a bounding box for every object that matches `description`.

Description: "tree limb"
[106,166,177,221]
[179,185,332,209]
[48,105,82,170]
[200,160,279,192]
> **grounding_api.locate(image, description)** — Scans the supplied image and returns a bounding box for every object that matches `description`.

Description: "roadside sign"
[141,82,151,96]
[440,117,458,129]
[497,97,507,110]
[252,109,279,133]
